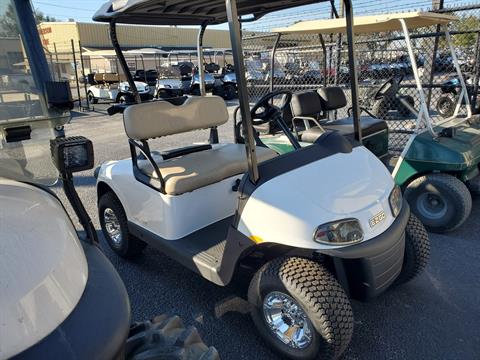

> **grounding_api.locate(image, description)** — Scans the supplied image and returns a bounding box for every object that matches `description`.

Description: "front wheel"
[99,192,146,258]
[222,83,237,100]
[87,91,98,104]
[248,257,353,360]
[395,213,430,285]
[118,94,133,104]
[404,173,472,233]
[436,95,455,118]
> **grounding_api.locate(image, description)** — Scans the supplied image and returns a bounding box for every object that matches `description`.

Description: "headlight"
[313,219,363,245]
[144,85,150,92]
[389,185,403,218]
[123,85,130,91]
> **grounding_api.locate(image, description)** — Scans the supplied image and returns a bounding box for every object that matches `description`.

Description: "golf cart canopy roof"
[93,0,323,25]
[273,12,458,35]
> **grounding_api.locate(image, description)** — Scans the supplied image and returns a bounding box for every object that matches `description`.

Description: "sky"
[30,0,472,30]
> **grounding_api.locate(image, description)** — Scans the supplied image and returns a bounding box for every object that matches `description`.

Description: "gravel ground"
[58,103,480,360]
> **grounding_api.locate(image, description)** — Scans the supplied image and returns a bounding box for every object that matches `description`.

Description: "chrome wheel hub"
[104,208,122,245]
[263,292,312,349]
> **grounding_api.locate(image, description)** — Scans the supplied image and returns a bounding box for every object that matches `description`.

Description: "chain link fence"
[241,2,480,156]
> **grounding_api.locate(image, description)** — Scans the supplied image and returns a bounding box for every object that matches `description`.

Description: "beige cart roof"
[273,12,457,35]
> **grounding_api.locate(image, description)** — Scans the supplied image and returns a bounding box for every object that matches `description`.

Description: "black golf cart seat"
[124,96,277,195]
[291,87,388,143]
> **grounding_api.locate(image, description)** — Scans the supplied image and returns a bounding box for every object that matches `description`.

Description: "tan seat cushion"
[138,144,277,195]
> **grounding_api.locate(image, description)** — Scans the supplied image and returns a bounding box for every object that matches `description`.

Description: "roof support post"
[270,33,281,92]
[109,21,141,103]
[399,18,436,136]
[443,25,472,118]
[197,22,208,96]
[318,34,327,87]
[225,0,259,183]
[343,0,362,143]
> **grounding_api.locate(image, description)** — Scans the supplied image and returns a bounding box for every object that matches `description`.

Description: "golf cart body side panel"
[237,147,396,249]
[97,159,243,240]
[0,179,88,359]
[88,85,119,100]
[395,125,480,185]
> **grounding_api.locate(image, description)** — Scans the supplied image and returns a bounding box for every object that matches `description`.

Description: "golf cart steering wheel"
[250,90,292,125]
[374,75,404,100]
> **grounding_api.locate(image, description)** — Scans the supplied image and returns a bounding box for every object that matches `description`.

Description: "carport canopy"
[273,12,458,35]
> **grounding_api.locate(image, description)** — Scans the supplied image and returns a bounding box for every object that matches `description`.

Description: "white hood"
[238,146,396,249]
[0,179,88,358]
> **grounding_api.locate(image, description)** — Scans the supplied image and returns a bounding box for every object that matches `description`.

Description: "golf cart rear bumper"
[322,203,410,301]
[14,241,131,360]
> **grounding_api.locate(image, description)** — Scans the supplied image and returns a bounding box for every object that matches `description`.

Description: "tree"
[0,3,57,37]
[452,16,480,48]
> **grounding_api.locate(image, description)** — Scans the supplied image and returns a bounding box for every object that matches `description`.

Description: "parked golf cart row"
[156,59,238,100]
[92,1,434,360]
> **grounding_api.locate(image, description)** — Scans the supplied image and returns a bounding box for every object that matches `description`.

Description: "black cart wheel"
[222,83,237,100]
[395,213,430,285]
[87,91,98,104]
[126,314,219,360]
[156,89,170,99]
[248,257,353,360]
[99,192,146,258]
[437,96,455,118]
[404,173,472,233]
[190,87,201,96]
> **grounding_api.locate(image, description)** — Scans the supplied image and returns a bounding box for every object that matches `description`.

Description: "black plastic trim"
[13,242,130,360]
[128,217,255,286]
[160,144,212,160]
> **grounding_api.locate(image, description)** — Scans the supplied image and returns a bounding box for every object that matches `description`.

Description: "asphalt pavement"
[59,103,480,360]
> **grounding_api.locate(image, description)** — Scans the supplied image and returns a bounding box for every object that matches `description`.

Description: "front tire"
[404,173,472,233]
[222,83,237,100]
[87,91,98,104]
[395,213,430,285]
[437,95,455,118]
[99,192,146,258]
[248,257,353,360]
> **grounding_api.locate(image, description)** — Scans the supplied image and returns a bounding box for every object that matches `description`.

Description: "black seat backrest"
[317,87,347,111]
[290,90,323,118]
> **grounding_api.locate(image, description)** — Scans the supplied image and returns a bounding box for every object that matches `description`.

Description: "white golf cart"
[87,72,151,104]
[0,1,217,359]
[257,12,480,233]
[94,1,429,359]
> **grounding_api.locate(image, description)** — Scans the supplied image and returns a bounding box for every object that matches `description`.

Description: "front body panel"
[237,146,397,250]
[395,122,480,185]
[0,179,88,359]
